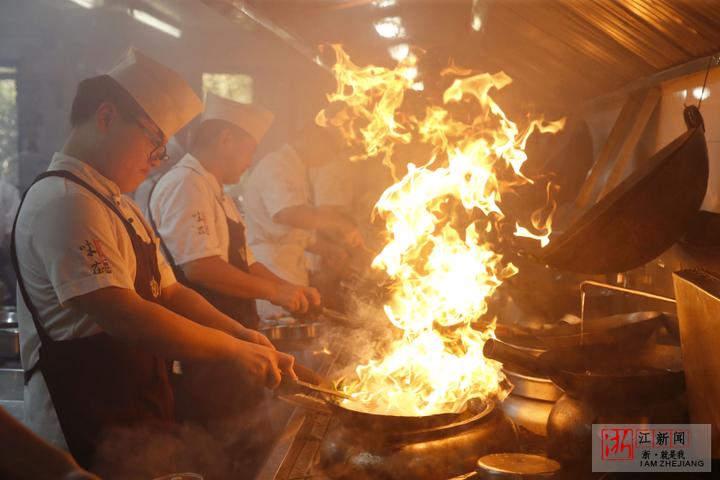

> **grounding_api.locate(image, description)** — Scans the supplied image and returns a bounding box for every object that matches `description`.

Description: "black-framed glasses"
[134,117,169,163]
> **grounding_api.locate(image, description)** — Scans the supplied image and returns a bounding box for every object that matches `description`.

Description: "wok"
[484,338,685,402]
[533,311,665,348]
[541,125,708,274]
[279,378,495,433]
[495,311,666,350]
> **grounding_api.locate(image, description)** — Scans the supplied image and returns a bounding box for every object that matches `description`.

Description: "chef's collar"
[48,152,124,206]
[175,153,224,202]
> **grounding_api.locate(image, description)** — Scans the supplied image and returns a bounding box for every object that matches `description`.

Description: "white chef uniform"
[306,159,355,272]
[148,153,257,267]
[16,153,177,449]
[147,93,274,271]
[309,159,354,211]
[243,144,315,318]
[14,46,202,451]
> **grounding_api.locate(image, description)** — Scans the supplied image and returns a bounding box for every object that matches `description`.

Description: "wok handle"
[483,338,548,376]
[277,393,333,415]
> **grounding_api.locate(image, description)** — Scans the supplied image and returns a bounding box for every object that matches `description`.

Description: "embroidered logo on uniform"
[150,278,161,298]
[79,239,112,275]
[192,211,210,236]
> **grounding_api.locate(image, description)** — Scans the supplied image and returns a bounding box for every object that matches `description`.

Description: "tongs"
[278,363,351,400]
[297,303,354,326]
[280,377,351,400]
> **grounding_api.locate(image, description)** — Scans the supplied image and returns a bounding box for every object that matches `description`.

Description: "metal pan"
[541,125,708,274]
[484,338,685,402]
[258,322,323,351]
[533,311,665,348]
[0,328,20,359]
[495,311,665,350]
[280,388,494,433]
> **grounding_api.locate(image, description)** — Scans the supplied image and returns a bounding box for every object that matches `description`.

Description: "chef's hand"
[302,286,322,308]
[233,341,296,388]
[235,326,275,350]
[335,220,364,249]
[271,283,310,313]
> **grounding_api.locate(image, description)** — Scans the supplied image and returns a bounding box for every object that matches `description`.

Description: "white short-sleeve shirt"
[243,144,314,249]
[15,153,176,449]
[309,159,353,210]
[147,153,255,267]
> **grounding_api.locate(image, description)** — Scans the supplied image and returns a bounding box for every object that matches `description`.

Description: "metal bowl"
[258,322,324,351]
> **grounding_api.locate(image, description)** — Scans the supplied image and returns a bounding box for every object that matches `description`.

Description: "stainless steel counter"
[257,340,342,480]
[0,360,24,421]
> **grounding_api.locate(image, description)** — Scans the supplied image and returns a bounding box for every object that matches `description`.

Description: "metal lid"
[476,453,561,478]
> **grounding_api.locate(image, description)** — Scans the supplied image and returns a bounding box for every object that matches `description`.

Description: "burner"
[318,402,519,480]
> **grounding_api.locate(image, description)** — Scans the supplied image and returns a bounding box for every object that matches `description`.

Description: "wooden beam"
[574,87,660,210]
[596,87,661,199]
[575,92,642,209]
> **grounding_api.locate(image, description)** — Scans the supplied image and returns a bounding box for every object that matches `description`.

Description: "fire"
[320,46,563,416]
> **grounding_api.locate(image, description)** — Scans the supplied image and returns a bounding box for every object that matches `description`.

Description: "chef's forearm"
[68,286,243,363]
[249,262,288,285]
[160,282,246,338]
[273,205,348,232]
[181,255,278,302]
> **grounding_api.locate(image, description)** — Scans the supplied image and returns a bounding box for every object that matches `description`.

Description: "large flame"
[321,46,564,416]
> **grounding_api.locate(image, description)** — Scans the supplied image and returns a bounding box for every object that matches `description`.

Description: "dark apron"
[11,171,174,469]
[148,166,272,476]
[147,166,259,329]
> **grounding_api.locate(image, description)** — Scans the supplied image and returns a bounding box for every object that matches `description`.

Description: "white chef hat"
[201,92,274,144]
[108,47,202,138]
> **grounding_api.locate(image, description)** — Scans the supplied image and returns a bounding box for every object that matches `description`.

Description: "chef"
[147,92,320,328]
[12,48,295,473]
[306,159,359,307]
[243,119,364,318]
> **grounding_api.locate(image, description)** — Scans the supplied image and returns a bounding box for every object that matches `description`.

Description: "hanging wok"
[483,338,685,402]
[541,125,708,274]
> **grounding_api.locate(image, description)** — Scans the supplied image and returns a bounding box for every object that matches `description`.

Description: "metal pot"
[0,328,20,359]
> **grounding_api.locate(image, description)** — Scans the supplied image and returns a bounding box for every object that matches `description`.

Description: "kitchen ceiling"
[200,0,720,109]
[111,0,720,109]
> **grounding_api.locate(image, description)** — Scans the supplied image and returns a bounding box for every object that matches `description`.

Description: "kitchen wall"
[0,0,334,190]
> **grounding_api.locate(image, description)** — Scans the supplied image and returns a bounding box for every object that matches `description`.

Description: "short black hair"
[70,75,146,127]
[189,119,252,152]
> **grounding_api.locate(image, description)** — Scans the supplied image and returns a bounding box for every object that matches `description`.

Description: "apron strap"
[146,172,185,278]
[146,165,233,273]
[12,170,154,381]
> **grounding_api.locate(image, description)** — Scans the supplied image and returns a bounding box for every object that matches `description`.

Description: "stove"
[259,399,519,480]
[258,338,522,480]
